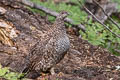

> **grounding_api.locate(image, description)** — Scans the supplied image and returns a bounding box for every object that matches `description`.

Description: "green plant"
[30,0,87,24]
[80,18,120,55]
[0,65,24,80]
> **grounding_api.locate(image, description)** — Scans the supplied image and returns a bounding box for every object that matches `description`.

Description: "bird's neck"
[52,18,66,32]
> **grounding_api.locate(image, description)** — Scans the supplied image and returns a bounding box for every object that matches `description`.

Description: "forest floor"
[36,28,120,80]
[0,0,120,80]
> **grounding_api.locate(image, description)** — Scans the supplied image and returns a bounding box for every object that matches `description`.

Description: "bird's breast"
[55,35,70,54]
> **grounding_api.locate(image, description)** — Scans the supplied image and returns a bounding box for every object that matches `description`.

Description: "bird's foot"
[57,72,64,77]
[41,72,48,77]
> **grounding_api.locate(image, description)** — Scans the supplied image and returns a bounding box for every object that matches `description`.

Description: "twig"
[78,0,120,38]
[93,0,120,30]
[21,0,86,31]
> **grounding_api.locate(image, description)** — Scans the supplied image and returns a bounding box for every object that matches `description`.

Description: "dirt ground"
[0,0,120,80]
[36,29,120,80]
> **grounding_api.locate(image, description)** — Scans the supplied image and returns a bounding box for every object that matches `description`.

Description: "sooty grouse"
[24,11,70,78]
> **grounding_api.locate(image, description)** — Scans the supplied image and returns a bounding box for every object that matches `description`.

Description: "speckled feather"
[25,11,70,74]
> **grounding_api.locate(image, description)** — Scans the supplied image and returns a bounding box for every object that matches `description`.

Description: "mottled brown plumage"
[24,11,70,78]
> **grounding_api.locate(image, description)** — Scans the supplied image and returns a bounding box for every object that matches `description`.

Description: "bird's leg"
[50,67,55,75]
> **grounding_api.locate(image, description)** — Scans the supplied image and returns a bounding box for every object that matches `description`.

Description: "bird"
[23,11,70,78]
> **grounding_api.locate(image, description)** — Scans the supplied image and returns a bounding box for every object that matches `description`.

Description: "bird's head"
[57,11,69,20]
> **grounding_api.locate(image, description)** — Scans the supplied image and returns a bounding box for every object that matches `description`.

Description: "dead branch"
[21,0,86,32]
[93,0,120,30]
[78,0,120,38]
